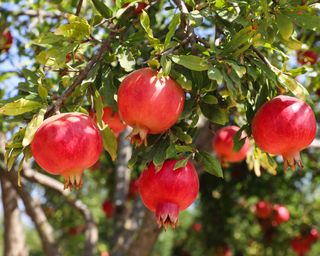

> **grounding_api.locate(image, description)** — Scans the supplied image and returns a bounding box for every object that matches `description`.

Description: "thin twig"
[75,0,84,16]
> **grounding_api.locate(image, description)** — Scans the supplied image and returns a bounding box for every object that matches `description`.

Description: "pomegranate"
[307,228,318,244]
[192,222,202,233]
[102,200,113,218]
[118,68,185,145]
[90,106,126,137]
[31,113,103,190]
[273,204,290,225]
[0,31,13,52]
[254,200,273,219]
[291,236,311,255]
[252,95,316,170]
[100,252,110,256]
[68,225,84,235]
[297,50,318,65]
[212,126,250,163]
[139,159,199,229]
[124,2,148,14]
[128,179,139,199]
[223,247,232,256]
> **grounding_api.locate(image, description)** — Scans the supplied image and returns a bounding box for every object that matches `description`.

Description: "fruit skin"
[291,236,311,255]
[273,204,290,225]
[212,126,250,163]
[254,200,273,219]
[192,222,202,233]
[252,95,316,170]
[138,159,199,229]
[128,179,139,200]
[307,228,318,244]
[102,200,113,218]
[31,113,103,190]
[118,68,185,145]
[90,106,126,137]
[297,50,318,65]
[1,31,13,52]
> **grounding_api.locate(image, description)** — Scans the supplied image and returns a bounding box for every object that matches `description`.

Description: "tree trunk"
[0,175,28,256]
[125,210,161,256]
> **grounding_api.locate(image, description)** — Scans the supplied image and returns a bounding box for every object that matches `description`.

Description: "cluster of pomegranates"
[254,200,290,226]
[30,65,316,229]
[0,30,13,53]
[212,96,316,171]
[291,228,318,255]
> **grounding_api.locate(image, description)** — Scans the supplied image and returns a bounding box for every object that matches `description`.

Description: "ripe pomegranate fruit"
[212,126,250,163]
[31,113,103,190]
[297,50,318,65]
[102,200,113,218]
[124,2,148,14]
[192,222,202,233]
[90,106,126,137]
[252,95,316,170]
[0,31,13,52]
[223,247,232,256]
[118,68,185,145]
[291,236,311,255]
[254,200,273,219]
[128,179,139,199]
[273,204,290,225]
[307,228,318,244]
[139,159,199,229]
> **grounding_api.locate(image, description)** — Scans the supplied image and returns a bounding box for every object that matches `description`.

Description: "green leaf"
[164,14,180,49]
[173,155,191,170]
[118,48,136,72]
[276,13,293,40]
[55,15,90,40]
[175,145,194,153]
[166,144,178,159]
[22,108,46,147]
[208,67,223,84]
[171,126,193,144]
[33,33,65,45]
[286,13,320,32]
[202,95,218,104]
[91,0,112,18]
[175,72,192,91]
[171,55,209,71]
[196,151,223,178]
[93,90,104,128]
[101,126,117,161]
[140,10,161,49]
[225,61,246,78]
[153,138,170,169]
[278,73,309,100]
[0,99,42,116]
[160,56,172,76]
[232,126,247,152]
[200,103,228,125]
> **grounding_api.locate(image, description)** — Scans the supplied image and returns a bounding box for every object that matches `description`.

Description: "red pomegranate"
[297,50,318,65]
[128,179,139,199]
[212,126,250,163]
[102,200,113,218]
[31,113,103,190]
[192,222,202,233]
[68,225,84,235]
[100,252,110,256]
[139,159,199,229]
[254,200,273,219]
[90,106,126,137]
[1,31,13,52]
[307,228,318,244]
[65,52,85,63]
[291,236,311,255]
[124,2,148,14]
[118,68,185,145]
[252,95,316,170]
[273,204,290,225]
[223,247,232,256]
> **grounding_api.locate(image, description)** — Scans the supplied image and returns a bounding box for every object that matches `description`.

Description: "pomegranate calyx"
[283,151,303,171]
[63,172,84,190]
[156,202,179,230]
[127,127,148,146]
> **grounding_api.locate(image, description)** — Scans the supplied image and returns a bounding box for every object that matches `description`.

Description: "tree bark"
[0,174,28,256]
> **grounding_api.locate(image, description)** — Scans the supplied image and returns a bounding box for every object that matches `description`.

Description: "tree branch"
[21,164,98,256]
[0,175,28,256]
[0,169,59,256]
[45,39,110,117]
[75,0,84,16]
